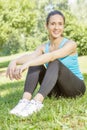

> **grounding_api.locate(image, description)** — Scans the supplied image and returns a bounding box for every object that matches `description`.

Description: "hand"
[6,60,17,80]
[13,67,22,80]
[13,63,29,80]
[18,63,29,74]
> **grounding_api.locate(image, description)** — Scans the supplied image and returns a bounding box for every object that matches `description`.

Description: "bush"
[0,0,37,55]
[63,11,87,56]
[0,0,87,56]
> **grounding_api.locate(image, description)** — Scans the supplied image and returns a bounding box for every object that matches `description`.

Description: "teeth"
[54,32,59,34]
[54,31,59,34]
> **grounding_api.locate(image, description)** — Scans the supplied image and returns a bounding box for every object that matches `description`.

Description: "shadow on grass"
[83,73,87,77]
[0,81,24,113]
[0,60,10,68]
[0,79,39,105]
[0,80,25,109]
[0,87,23,106]
[0,88,24,129]
[0,74,87,130]
[83,73,87,85]
[0,73,87,97]
[0,80,24,91]
[0,73,87,108]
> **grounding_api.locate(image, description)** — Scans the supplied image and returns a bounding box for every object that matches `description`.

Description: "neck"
[50,36,64,46]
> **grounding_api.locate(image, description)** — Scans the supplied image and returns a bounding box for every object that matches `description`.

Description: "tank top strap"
[59,38,69,48]
[45,38,69,53]
[45,42,50,53]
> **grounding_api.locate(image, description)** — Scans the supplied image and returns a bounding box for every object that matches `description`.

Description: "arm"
[19,40,77,72]
[12,46,44,65]
[6,44,44,80]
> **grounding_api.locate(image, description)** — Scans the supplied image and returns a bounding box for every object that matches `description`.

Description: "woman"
[6,10,86,117]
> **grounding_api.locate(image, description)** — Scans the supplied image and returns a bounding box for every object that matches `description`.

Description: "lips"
[54,32,59,34]
[53,31,60,35]
[53,30,60,34]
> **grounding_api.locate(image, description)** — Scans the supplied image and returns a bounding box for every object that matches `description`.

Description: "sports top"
[44,38,83,80]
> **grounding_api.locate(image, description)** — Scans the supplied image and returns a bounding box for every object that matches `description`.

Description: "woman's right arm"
[6,44,45,80]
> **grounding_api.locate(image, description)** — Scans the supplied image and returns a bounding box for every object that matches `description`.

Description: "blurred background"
[0,0,87,56]
[0,1,87,130]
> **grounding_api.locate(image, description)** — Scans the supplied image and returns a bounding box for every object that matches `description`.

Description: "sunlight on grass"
[0,53,87,130]
[78,56,87,73]
[1,89,11,97]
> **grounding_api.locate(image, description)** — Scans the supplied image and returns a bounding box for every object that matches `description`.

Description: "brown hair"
[46,10,65,25]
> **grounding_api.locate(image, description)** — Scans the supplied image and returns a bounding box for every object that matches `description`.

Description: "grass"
[0,53,87,130]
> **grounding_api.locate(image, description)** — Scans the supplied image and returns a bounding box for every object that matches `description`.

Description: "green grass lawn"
[0,54,87,130]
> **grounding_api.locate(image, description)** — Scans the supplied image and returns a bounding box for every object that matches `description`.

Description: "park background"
[0,0,87,130]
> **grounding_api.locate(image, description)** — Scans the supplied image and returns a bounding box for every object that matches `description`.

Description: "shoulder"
[65,38,77,48]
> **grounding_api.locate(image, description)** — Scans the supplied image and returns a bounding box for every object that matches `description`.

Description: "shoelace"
[19,100,26,104]
[24,100,38,111]
[23,103,32,111]
[14,100,28,108]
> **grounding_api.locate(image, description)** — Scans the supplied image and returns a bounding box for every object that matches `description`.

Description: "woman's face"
[47,14,64,39]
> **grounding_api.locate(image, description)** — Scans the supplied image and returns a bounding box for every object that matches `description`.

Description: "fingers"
[6,67,16,80]
[6,66,22,80]
[13,68,22,80]
[6,61,17,80]
[13,65,28,80]
[6,62,28,80]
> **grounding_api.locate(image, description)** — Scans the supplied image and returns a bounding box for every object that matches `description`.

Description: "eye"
[50,22,55,25]
[58,22,63,25]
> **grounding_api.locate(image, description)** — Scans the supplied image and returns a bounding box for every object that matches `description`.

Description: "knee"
[48,59,60,67]
[28,66,42,73]
[46,60,60,73]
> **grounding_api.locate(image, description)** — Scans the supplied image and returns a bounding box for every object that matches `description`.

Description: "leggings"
[24,60,86,98]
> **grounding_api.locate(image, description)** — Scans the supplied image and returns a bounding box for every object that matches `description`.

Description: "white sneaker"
[18,99,43,117]
[10,98,30,115]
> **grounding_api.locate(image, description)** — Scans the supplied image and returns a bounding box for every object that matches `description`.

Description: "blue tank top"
[44,38,84,80]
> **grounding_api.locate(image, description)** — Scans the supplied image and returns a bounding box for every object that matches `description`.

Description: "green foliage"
[64,11,87,56]
[0,0,37,55]
[0,0,87,56]
[69,0,87,25]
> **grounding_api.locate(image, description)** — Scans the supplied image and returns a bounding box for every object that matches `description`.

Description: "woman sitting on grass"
[6,10,86,117]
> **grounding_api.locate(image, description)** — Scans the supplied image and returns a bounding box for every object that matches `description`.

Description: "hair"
[46,10,65,25]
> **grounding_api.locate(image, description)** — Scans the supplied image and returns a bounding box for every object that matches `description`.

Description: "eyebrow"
[49,21,64,23]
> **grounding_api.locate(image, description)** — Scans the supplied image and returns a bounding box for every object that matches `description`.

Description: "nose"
[55,24,59,29]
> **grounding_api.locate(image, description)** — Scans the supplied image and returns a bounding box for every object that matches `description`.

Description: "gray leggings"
[24,60,86,98]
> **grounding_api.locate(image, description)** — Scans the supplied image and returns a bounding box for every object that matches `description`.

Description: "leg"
[47,83,61,98]
[38,60,60,98]
[34,60,61,101]
[37,60,86,98]
[23,65,46,100]
[56,60,86,98]
[15,66,46,117]
[14,60,86,117]
[10,65,46,115]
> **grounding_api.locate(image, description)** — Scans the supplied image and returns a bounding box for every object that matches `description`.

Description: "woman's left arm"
[17,41,77,75]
